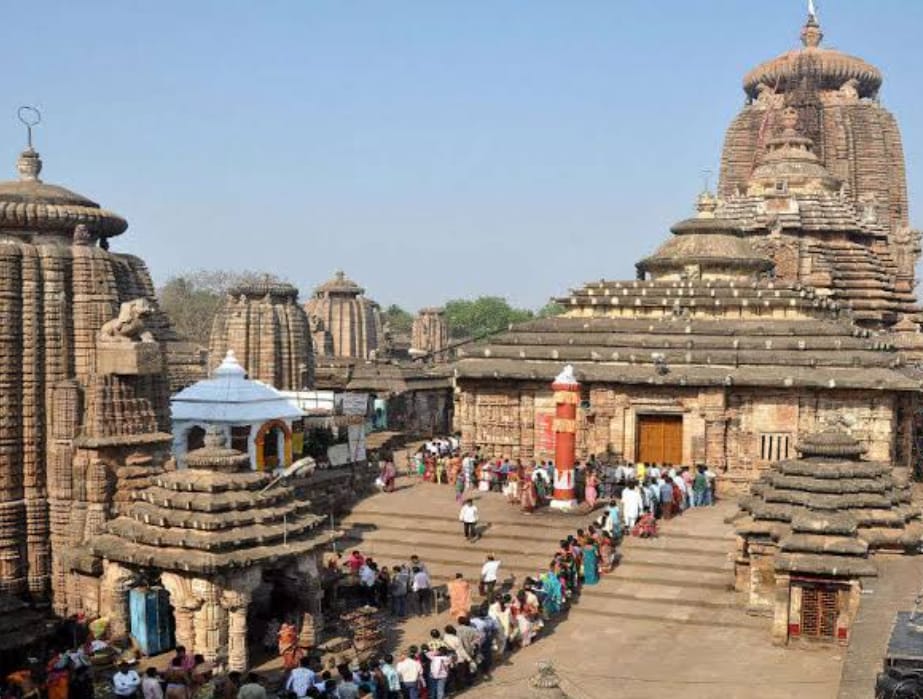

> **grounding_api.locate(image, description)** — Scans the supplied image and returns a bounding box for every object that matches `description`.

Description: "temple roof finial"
[16,106,42,182]
[801,1,823,48]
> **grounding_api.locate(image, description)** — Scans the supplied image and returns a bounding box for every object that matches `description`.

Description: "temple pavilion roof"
[736,430,922,556]
[171,350,302,423]
[90,428,333,575]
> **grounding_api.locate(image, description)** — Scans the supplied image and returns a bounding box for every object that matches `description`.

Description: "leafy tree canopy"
[444,296,535,340]
[157,270,285,346]
[381,304,414,335]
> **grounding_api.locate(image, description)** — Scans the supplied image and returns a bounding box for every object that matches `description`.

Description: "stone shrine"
[305,270,383,360]
[88,426,333,670]
[733,430,920,645]
[411,307,450,358]
[453,10,923,492]
[208,279,314,390]
[0,131,182,615]
[718,13,920,327]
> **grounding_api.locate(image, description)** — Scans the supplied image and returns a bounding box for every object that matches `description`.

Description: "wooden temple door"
[636,415,683,465]
[799,584,838,640]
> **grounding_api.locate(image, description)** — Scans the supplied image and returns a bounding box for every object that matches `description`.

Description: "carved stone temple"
[454,11,923,493]
[208,279,315,390]
[733,430,921,645]
[89,426,333,670]
[305,270,383,360]
[0,137,190,613]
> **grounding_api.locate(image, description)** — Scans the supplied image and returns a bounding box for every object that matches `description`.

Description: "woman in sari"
[582,541,600,585]
[382,461,397,492]
[584,470,599,508]
[540,566,563,616]
[520,473,538,513]
[45,652,70,699]
[512,591,537,647]
[447,573,472,619]
[278,621,303,670]
[454,471,466,503]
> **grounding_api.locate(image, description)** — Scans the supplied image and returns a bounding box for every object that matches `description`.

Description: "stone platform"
[340,479,844,698]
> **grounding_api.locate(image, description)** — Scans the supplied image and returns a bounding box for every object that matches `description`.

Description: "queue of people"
[277,522,618,699]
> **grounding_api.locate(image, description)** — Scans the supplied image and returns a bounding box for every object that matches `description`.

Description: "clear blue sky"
[3,1,922,311]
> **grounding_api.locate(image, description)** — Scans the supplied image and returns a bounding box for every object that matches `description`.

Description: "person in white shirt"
[359,561,377,606]
[411,566,431,615]
[285,658,316,699]
[480,554,502,599]
[113,662,141,699]
[140,668,163,699]
[459,499,479,542]
[396,649,424,699]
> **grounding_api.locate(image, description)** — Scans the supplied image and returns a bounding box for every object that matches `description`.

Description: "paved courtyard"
[341,480,845,698]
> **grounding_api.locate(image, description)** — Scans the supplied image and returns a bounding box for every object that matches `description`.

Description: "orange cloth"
[447,578,472,619]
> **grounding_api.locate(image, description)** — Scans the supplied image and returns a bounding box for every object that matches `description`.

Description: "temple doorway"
[186,425,206,452]
[262,427,282,469]
[797,582,840,640]
[636,414,683,465]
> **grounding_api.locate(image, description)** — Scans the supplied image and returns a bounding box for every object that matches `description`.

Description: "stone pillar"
[222,568,262,672]
[551,366,579,510]
[161,572,199,652]
[771,573,792,646]
[99,561,135,638]
[192,579,228,663]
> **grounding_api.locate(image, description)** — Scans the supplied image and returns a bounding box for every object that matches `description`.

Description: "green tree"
[444,296,534,339]
[537,301,565,318]
[381,304,414,335]
[157,270,285,346]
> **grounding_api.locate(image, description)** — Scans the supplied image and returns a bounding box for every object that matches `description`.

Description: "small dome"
[637,198,772,278]
[171,350,303,423]
[0,148,128,239]
[185,425,251,472]
[743,15,882,100]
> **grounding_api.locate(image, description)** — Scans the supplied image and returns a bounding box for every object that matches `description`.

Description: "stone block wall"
[457,378,901,492]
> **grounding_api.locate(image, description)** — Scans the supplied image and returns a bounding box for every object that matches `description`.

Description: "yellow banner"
[553,391,579,405]
[553,418,576,433]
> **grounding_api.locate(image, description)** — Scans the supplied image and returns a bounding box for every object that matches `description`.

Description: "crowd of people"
[388,444,720,529]
[280,524,618,698]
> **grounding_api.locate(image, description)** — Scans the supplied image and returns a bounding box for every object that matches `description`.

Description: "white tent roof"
[171,350,303,423]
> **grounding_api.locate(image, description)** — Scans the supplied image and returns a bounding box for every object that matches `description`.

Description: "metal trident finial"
[17,106,41,150]
[808,0,818,21]
[701,168,713,194]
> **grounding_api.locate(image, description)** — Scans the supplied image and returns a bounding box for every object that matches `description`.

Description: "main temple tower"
[718,8,919,317]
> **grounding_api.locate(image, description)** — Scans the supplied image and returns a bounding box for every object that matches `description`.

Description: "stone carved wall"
[209,283,314,390]
[0,237,174,609]
[411,308,449,358]
[457,378,900,494]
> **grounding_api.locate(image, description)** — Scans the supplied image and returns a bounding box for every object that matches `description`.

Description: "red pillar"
[551,365,579,509]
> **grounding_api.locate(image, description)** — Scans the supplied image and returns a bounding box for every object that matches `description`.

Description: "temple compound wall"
[455,379,906,493]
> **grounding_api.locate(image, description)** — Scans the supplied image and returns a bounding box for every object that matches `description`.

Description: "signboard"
[327,443,350,467]
[342,392,370,416]
[348,424,366,461]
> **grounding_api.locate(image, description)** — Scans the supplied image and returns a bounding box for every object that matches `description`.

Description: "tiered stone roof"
[306,271,382,360]
[737,431,921,556]
[456,279,916,391]
[90,429,332,575]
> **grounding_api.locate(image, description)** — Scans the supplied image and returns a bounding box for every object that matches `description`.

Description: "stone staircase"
[337,482,760,632]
